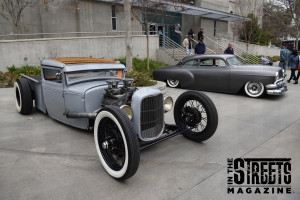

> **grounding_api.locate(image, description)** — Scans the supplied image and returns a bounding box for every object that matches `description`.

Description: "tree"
[0,0,32,33]
[240,13,271,46]
[131,0,180,70]
[124,0,133,72]
[281,0,300,50]
[231,0,264,50]
[263,1,292,46]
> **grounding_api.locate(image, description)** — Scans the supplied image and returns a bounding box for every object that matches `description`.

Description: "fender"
[229,74,275,93]
[153,68,194,88]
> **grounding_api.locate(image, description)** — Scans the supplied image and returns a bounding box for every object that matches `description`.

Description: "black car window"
[199,59,213,66]
[215,59,227,67]
[43,68,62,83]
[227,57,242,65]
[183,59,198,66]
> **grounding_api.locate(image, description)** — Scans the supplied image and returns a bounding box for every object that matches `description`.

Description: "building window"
[111,5,117,30]
[214,20,216,37]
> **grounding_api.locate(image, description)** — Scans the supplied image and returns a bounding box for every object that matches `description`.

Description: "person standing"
[183,35,192,56]
[195,39,206,55]
[188,28,196,47]
[198,28,205,41]
[287,49,299,84]
[224,43,234,55]
[188,28,196,39]
[174,24,182,45]
[296,57,300,84]
[279,45,290,77]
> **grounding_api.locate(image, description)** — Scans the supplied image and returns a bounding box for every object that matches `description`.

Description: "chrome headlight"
[120,105,133,120]
[163,96,173,112]
[275,72,279,81]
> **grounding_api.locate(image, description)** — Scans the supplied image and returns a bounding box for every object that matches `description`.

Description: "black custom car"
[153,54,287,98]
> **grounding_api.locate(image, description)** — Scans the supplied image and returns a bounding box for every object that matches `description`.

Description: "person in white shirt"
[183,35,192,56]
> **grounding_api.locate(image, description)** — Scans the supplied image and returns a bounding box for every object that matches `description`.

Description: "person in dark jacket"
[279,45,291,76]
[188,28,196,38]
[287,49,299,84]
[195,39,206,55]
[224,43,234,55]
[197,28,204,40]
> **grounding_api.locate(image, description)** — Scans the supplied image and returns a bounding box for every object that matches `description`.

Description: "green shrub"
[270,56,280,62]
[115,57,165,74]
[0,65,40,88]
[7,65,41,78]
[115,57,165,87]
[125,70,156,87]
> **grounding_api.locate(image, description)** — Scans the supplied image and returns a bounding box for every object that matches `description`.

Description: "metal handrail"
[159,34,187,60]
[0,31,158,40]
[202,35,261,64]
[191,38,217,54]
[159,35,219,61]
[214,37,262,64]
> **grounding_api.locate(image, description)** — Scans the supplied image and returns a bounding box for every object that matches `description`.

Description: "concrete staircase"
[157,34,262,65]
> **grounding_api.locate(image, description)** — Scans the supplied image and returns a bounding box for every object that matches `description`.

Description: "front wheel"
[94,106,140,180]
[244,81,264,98]
[174,91,218,142]
[167,79,180,88]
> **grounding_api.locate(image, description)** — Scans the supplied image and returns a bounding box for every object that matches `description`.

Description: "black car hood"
[235,64,281,72]
[160,65,178,69]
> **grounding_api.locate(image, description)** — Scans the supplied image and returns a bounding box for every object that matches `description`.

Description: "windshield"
[227,57,242,66]
[65,69,123,85]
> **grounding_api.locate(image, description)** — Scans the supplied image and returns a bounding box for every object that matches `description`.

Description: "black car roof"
[181,54,235,63]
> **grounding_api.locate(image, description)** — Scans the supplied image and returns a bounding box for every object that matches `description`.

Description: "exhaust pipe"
[66,112,97,119]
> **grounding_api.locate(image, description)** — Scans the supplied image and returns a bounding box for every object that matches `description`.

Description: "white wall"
[232,41,280,57]
[0,35,159,71]
[0,1,142,35]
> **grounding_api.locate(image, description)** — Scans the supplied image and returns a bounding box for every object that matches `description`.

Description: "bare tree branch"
[0,0,34,33]
[131,0,181,70]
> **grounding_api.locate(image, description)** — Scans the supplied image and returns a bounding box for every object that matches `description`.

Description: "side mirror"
[56,72,62,80]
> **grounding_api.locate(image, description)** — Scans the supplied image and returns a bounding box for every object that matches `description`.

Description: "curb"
[138,80,167,94]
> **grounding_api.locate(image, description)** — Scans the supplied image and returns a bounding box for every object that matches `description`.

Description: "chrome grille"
[140,94,164,140]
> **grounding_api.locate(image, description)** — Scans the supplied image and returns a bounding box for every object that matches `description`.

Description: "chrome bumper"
[266,78,288,95]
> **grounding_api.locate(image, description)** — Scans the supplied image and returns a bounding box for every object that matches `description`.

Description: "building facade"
[0,0,262,41]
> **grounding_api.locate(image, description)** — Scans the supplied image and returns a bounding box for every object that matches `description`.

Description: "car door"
[42,67,66,122]
[193,58,230,92]
[180,58,200,88]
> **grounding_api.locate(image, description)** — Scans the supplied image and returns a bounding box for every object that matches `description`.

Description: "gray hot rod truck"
[14,58,218,180]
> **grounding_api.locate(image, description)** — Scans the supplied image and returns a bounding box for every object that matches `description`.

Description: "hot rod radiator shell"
[131,87,164,141]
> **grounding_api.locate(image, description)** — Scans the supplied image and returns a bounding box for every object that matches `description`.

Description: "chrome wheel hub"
[248,83,261,95]
[102,141,109,149]
[168,80,179,87]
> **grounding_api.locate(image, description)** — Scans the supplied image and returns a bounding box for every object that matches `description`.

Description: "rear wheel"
[167,79,180,88]
[244,81,264,98]
[94,106,140,180]
[14,78,33,115]
[174,91,218,142]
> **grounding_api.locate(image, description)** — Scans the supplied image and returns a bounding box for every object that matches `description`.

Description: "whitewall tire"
[166,79,180,88]
[94,106,140,180]
[244,81,265,98]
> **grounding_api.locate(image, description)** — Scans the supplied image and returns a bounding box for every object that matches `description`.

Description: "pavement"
[0,83,300,200]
